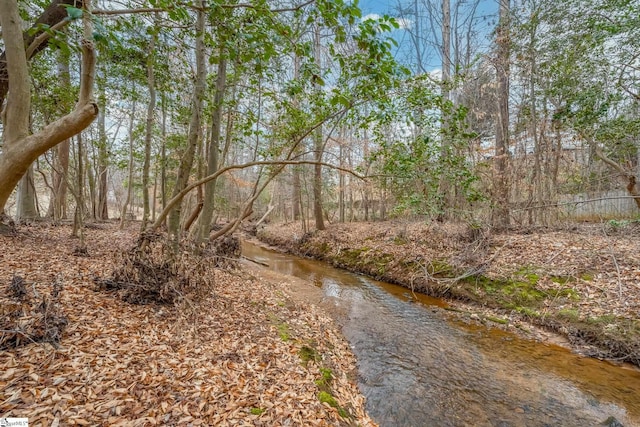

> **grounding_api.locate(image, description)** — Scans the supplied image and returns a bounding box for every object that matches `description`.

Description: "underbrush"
[0,275,67,349]
[96,232,239,305]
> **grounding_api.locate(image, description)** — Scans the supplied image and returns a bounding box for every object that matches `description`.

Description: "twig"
[419,237,513,287]
[601,224,624,301]
[0,329,45,348]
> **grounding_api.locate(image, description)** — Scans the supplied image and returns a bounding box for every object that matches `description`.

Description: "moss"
[315,367,333,389]
[269,314,292,342]
[580,272,595,281]
[548,287,580,300]
[318,391,350,418]
[393,235,408,245]
[559,308,580,320]
[277,323,291,341]
[337,248,367,268]
[514,267,540,284]
[250,407,265,416]
[428,259,457,277]
[485,315,509,325]
[550,275,573,285]
[318,242,331,255]
[318,391,338,406]
[299,345,321,366]
[513,306,540,317]
[503,281,546,304]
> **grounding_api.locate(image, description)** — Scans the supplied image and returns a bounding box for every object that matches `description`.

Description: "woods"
[1,0,638,231]
[1,1,640,425]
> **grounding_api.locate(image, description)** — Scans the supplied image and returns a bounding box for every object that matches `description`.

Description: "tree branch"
[92,0,315,16]
[150,160,363,232]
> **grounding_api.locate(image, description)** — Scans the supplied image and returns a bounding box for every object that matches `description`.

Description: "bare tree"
[493,0,510,227]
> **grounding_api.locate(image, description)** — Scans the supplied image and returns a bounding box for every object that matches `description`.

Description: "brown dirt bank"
[257,220,640,367]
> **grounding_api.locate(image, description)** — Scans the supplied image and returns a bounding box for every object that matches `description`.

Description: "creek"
[242,241,640,427]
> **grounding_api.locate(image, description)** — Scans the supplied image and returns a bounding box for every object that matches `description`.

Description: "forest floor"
[257,220,640,367]
[0,222,376,426]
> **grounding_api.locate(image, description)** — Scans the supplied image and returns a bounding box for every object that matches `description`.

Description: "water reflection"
[243,242,640,427]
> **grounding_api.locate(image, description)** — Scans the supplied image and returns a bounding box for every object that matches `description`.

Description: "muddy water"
[242,242,640,427]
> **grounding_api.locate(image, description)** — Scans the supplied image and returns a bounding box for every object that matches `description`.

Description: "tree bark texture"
[47,48,72,220]
[493,0,511,228]
[313,25,325,230]
[142,22,158,229]
[16,165,38,220]
[167,2,206,237]
[97,90,109,220]
[197,54,227,242]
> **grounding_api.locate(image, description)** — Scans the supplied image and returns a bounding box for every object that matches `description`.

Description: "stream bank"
[257,220,640,367]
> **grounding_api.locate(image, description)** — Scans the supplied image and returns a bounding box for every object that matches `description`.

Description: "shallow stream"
[242,241,640,427]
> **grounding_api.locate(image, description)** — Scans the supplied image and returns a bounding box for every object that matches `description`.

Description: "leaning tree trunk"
[0,0,98,216]
[0,0,86,110]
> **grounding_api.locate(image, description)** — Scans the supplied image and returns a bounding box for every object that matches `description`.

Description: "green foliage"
[298,345,321,366]
[513,0,640,168]
[314,367,334,390]
[249,407,265,416]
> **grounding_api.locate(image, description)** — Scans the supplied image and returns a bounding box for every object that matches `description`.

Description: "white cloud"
[361,13,381,22]
[395,18,413,30]
[429,68,442,80]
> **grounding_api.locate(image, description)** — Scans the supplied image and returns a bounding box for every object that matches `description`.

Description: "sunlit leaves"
[64,5,83,21]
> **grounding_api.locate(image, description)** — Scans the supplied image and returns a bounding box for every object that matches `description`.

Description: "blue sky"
[356,0,500,73]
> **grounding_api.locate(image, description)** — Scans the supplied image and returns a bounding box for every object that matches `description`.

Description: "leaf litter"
[0,222,376,426]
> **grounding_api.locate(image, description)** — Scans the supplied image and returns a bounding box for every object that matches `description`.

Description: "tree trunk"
[0,0,86,110]
[338,130,345,223]
[159,94,166,211]
[438,0,452,219]
[119,95,136,228]
[0,0,98,215]
[197,53,227,242]
[167,2,206,238]
[493,0,511,228]
[72,133,86,248]
[97,89,109,220]
[16,165,38,221]
[313,25,325,231]
[141,18,158,230]
[48,46,72,220]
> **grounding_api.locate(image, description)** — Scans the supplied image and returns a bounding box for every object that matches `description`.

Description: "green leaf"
[65,6,83,20]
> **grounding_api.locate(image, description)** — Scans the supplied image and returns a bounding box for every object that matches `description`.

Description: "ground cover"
[0,222,375,426]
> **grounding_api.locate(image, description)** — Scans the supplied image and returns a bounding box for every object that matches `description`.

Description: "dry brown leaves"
[0,222,376,426]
